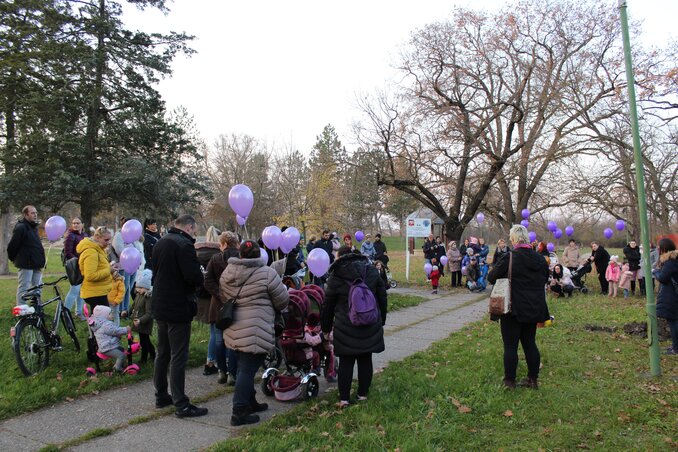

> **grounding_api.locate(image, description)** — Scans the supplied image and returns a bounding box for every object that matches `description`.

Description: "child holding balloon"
[430,263,441,294]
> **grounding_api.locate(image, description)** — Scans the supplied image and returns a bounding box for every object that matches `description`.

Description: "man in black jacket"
[373,233,388,266]
[7,205,46,305]
[151,214,207,418]
[589,241,611,295]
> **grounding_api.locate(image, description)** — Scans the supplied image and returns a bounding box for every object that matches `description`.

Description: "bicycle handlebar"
[26,275,68,292]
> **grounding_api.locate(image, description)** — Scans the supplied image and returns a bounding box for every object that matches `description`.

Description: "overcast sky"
[121,0,678,155]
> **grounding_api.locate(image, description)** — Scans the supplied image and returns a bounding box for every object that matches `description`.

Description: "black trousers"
[84,295,108,312]
[154,320,191,409]
[551,284,574,296]
[450,271,462,287]
[500,315,540,381]
[597,265,609,294]
[337,353,373,401]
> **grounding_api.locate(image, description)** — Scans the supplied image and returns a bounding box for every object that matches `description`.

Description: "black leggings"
[337,353,373,401]
[139,333,156,362]
[500,315,540,381]
[84,295,109,312]
[450,271,462,287]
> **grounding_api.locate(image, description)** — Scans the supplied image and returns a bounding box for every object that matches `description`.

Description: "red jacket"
[430,269,441,285]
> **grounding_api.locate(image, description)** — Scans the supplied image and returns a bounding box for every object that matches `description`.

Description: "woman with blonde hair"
[77,227,117,311]
[488,225,550,389]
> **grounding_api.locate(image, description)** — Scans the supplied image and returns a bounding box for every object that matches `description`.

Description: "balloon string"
[243,225,249,240]
[45,242,53,271]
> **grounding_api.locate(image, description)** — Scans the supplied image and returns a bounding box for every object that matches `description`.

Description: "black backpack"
[65,257,84,285]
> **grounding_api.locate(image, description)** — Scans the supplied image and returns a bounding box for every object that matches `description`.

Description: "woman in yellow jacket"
[77,227,115,311]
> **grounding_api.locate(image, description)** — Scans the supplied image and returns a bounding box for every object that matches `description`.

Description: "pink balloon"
[45,216,67,241]
[120,246,142,273]
[424,263,432,275]
[121,219,142,244]
[307,248,330,276]
[440,255,449,266]
[228,184,254,218]
[355,231,364,242]
[280,227,300,254]
[236,214,246,226]
[261,226,282,250]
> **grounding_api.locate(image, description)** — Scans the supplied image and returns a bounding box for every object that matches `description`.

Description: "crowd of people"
[6,206,677,419]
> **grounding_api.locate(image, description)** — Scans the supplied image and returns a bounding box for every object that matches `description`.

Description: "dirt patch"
[584,319,671,341]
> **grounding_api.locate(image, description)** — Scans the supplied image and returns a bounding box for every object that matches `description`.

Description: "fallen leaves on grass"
[503,410,513,417]
[426,372,437,379]
[56,372,62,381]
[447,397,472,413]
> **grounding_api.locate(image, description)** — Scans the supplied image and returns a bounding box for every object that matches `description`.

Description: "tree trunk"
[0,210,14,275]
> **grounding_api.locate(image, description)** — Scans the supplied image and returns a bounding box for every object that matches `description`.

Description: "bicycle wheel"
[14,318,50,376]
[62,308,80,352]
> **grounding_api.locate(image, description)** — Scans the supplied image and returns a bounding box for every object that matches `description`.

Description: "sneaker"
[356,395,368,402]
[503,378,516,389]
[218,371,228,384]
[517,377,539,389]
[175,404,208,418]
[336,400,350,409]
[77,314,87,321]
[155,395,173,409]
[203,364,218,376]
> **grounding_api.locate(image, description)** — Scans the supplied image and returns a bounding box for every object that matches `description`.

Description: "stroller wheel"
[304,375,319,400]
[261,368,278,397]
[264,346,282,370]
[389,280,398,289]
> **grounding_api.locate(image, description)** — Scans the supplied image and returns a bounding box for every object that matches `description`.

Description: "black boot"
[249,393,268,412]
[517,377,539,389]
[231,405,260,426]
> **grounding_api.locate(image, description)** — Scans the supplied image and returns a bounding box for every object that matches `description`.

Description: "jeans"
[64,284,84,316]
[119,270,136,314]
[210,323,233,374]
[16,268,42,305]
[667,318,678,351]
[337,353,373,401]
[232,352,265,409]
[207,323,219,363]
[500,315,540,381]
[154,321,192,409]
[110,304,121,326]
[104,346,126,372]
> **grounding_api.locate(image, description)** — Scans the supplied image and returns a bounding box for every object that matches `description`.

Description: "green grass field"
[212,292,678,451]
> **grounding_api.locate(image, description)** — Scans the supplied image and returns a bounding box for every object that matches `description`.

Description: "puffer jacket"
[561,246,581,269]
[77,238,113,298]
[605,263,620,282]
[321,253,387,356]
[623,244,641,271]
[194,241,221,323]
[64,229,87,260]
[488,247,550,323]
[219,257,289,354]
[654,250,678,320]
[7,219,45,270]
[447,245,462,272]
[131,291,154,335]
[91,316,128,353]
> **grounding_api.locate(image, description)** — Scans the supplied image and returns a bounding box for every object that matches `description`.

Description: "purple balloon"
[121,219,142,244]
[440,255,449,266]
[261,226,282,250]
[565,226,574,237]
[553,228,563,239]
[604,228,614,239]
[476,212,485,224]
[120,246,142,273]
[228,184,254,218]
[547,242,555,253]
[355,231,364,242]
[260,248,268,266]
[528,231,537,242]
[236,214,246,226]
[521,209,530,219]
[424,263,432,275]
[280,227,301,254]
[45,215,67,242]
[461,266,468,276]
[615,219,625,231]
[307,248,330,276]
[520,219,529,228]
[547,221,557,232]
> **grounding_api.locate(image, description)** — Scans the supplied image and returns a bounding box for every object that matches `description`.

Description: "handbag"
[216,271,255,330]
[489,252,512,315]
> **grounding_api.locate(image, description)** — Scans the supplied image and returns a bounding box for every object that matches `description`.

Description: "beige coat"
[561,246,581,268]
[220,257,289,354]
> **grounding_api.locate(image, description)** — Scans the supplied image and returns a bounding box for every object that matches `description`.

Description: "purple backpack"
[346,266,380,326]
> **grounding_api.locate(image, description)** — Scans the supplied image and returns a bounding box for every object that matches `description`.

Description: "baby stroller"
[282,268,306,290]
[83,305,140,377]
[261,285,336,401]
[570,261,592,294]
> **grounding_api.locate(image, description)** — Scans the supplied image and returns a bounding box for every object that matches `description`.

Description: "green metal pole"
[618,0,661,376]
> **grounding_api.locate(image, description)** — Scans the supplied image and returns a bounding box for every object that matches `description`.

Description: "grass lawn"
[0,275,425,421]
[211,293,678,451]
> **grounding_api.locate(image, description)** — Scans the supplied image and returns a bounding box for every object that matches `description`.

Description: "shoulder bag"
[489,252,512,316]
[216,271,256,330]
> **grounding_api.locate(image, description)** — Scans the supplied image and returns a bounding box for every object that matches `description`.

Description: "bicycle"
[10,275,81,376]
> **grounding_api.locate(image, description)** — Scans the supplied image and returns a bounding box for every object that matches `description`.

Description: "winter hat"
[432,265,439,271]
[92,305,112,319]
[610,255,618,263]
[467,248,474,256]
[136,269,152,290]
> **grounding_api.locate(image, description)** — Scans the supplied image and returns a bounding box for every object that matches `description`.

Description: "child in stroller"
[262,285,336,401]
[570,260,592,294]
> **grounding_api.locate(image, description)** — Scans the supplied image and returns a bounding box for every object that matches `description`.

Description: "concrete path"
[0,288,488,452]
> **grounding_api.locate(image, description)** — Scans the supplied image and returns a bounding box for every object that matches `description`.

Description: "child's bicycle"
[82,304,140,377]
[10,276,80,376]
[384,266,398,289]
